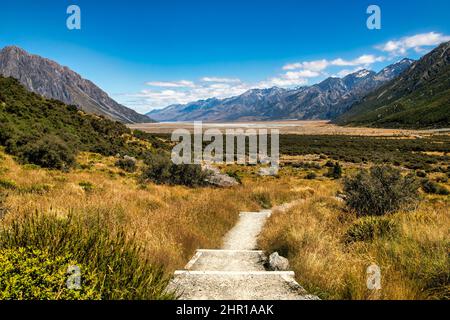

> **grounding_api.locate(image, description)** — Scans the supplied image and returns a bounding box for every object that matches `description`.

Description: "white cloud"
[283,59,328,71]
[331,55,385,66]
[145,80,196,88]
[377,32,450,55]
[259,70,318,88]
[285,70,320,79]
[259,77,309,88]
[283,55,385,71]
[201,77,241,83]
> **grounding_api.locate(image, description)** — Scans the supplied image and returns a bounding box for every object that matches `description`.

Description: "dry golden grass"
[1,148,448,300]
[0,151,301,273]
[258,179,450,300]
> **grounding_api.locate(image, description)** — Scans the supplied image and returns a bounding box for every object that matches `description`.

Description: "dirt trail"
[168,202,318,300]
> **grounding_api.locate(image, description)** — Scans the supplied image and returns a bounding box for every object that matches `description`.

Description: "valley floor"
[128,120,449,136]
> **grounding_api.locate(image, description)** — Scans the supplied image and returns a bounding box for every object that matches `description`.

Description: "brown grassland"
[0,150,299,273]
[1,134,449,299]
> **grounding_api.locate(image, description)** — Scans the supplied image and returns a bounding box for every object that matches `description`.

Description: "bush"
[115,155,137,173]
[325,162,343,179]
[0,247,99,300]
[324,160,335,168]
[0,178,17,190]
[416,170,427,178]
[306,172,317,180]
[343,166,419,217]
[421,179,450,195]
[225,170,242,184]
[0,212,173,300]
[19,136,75,170]
[344,216,399,244]
[141,154,211,187]
[78,181,94,193]
[251,191,272,209]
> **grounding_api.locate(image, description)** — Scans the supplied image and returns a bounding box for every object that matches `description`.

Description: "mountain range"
[148,59,414,122]
[1,42,449,129]
[0,46,153,124]
[336,41,450,128]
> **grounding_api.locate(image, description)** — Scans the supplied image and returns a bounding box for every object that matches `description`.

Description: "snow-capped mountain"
[148,59,414,122]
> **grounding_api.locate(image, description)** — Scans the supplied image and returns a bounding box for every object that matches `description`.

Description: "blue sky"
[1,0,450,113]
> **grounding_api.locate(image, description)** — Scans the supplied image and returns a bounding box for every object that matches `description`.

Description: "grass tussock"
[0,212,172,300]
[258,182,450,300]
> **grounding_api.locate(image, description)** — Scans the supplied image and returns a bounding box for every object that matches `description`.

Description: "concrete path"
[222,211,272,250]
[168,206,318,300]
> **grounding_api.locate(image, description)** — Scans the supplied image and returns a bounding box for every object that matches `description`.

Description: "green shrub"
[0,178,17,190]
[115,156,137,173]
[324,160,335,168]
[344,166,419,217]
[306,172,317,180]
[19,136,75,170]
[325,162,343,179]
[0,212,173,300]
[19,183,52,195]
[344,216,398,244]
[251,191,272,209]
[421,179,450,195]
[0,247,99,300]
[78,181,94,193]
[416,170,427,178]
[225,170,242,184]
[293,161,321,170]
[141,154,211,187]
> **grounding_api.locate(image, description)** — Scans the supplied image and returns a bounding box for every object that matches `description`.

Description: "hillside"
[0,46,154,124]
[336,41,450,128]
[148,60,413,122]
[0,76,166,168]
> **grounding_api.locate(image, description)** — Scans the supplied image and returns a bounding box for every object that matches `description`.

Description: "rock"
[268,252,290,271]
[203,164,239,187]
[335,193,347,201]
[259,166,279,176]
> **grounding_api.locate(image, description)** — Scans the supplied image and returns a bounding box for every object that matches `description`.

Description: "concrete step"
[184,249,267,272]
[169,270,317,300]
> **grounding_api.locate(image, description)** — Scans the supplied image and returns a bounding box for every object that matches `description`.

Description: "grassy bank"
[258,178,450,300]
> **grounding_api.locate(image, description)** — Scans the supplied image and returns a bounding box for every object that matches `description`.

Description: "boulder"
[202,164,239,187]
[268,252,290,271]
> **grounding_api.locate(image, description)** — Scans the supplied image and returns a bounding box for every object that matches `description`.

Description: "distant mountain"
[148,59,414,122]
[0,46,154,124]
[337,42,450,128]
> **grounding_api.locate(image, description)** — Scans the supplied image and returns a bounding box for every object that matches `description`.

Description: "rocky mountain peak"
[0,46,153,124]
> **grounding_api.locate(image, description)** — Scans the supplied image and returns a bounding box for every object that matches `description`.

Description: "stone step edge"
[183,249,266,270]
[174,270,296,276]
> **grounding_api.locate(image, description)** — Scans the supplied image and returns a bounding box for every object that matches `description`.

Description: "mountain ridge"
[148,59,414,122]
[336,41,450,128]
[0,46,154,124]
